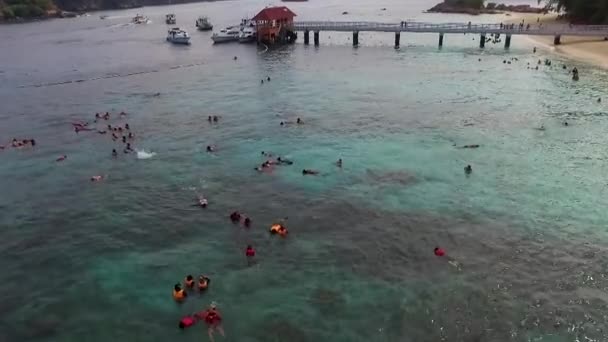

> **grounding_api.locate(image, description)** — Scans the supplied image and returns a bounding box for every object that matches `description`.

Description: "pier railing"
[293,21,608,37]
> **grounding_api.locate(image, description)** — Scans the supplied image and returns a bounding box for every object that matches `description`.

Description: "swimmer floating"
[270,223,288,237]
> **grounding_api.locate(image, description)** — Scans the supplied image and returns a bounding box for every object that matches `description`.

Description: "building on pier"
[252,6,298,45]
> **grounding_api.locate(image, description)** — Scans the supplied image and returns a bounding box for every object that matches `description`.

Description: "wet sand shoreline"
[505,12,608,69]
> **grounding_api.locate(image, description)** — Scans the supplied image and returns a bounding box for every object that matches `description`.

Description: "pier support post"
[353,31,359,47]
[439,33,444,48]
[554,35,561,45]
[304,30,309,45]
[314,31,319,46]
[395,32,400,49]
[504,34,511,49]
[479,34,486,48]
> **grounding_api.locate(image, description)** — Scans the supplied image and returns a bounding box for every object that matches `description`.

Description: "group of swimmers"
[174,274,211,302]
[179,303,225,342]
[174,276,225,341]
[255,152,294,172]
[94,112,135,156]
[302,158,342,175]
[229,210,289,236]
[229,211,252,227]
[280,117,303,126]
[107,123,135,154]
[68,111,136,180]
[1,138,36,150]
[255,150,343,176]
[94,111,126,122]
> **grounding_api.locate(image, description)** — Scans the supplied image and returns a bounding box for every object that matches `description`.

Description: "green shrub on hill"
[543,0,608,24]
[445,0,485,9]
[1,0,53,18]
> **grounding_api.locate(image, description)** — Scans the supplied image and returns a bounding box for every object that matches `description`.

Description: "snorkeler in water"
[230,211,241,223]
[302,169,319,175]
[277,157,293,165]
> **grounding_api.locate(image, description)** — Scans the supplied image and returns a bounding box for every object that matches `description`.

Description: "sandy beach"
[506,12,608,69]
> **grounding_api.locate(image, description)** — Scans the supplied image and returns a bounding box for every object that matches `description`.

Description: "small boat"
[132,14,149,24]
[100,15,109,19]
[166,14,176,25]
[196,16,213,31]
[211,27,240,43]
[240,18,255,28]
[167,27,191,45]
[239,26,256,43]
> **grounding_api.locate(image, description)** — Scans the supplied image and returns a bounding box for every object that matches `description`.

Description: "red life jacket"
[246,248,255,257]
[434,248,445,257]
[179,316,195,329]
[204,310,222,325]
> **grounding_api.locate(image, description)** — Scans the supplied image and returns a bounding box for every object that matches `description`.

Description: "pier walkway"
[292,21,608,48]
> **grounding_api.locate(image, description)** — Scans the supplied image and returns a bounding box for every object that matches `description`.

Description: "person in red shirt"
[202,304,225,342]
[245,245,255,265]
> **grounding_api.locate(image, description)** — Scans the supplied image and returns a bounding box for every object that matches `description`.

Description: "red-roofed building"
[252,6,297,45]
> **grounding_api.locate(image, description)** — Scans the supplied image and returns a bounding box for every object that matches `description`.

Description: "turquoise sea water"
[2,0,608,341]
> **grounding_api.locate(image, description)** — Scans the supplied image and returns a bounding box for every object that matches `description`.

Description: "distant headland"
[0,0,220,22]
[428,0,546,15]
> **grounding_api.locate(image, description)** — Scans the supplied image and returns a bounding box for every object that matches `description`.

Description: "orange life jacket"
[173,289,186,301]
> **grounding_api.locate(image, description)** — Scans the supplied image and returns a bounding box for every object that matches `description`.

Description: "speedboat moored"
[167,27,191,45]
[211,26,240,43]
[196,16,213,31]
[239,26,257,43]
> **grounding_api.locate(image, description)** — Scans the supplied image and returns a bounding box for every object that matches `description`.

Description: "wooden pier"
[294,21,608,48]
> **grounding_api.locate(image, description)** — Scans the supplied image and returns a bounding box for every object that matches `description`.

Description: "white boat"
[240,18,255,28]
[132,14,149,24]
[239,26,256,43]
[196,16,213,31]
[211,27,240,43]
[166,14,176,25]
[166,28,191,45]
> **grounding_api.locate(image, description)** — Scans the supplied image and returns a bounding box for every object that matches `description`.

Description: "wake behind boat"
[167,28,191,45]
